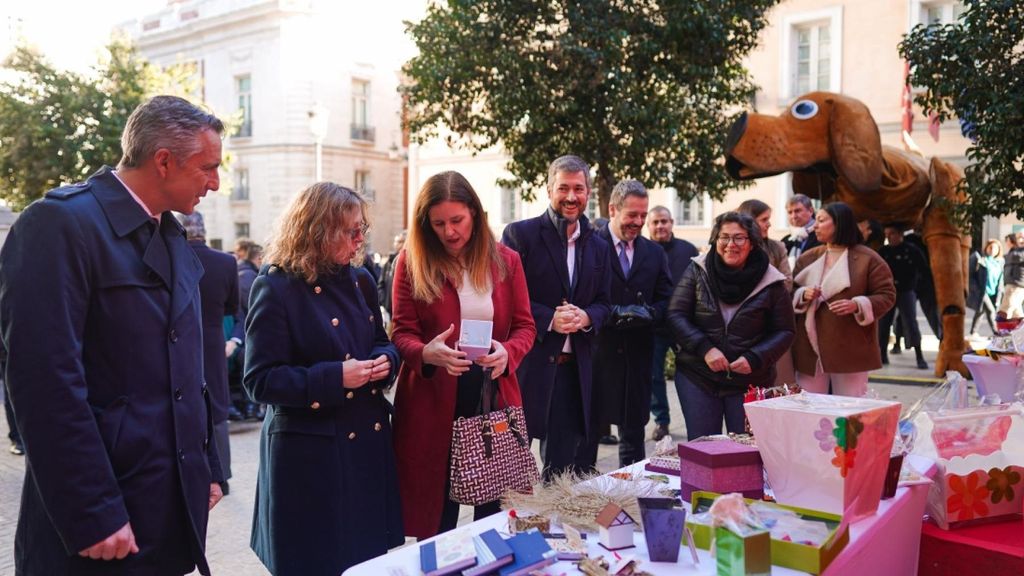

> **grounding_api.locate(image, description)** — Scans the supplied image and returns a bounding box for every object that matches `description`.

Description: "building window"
[234,222,250,239]
[781,7,843,100]
[354,170,374,201]
[235,75,252,137]
[500,187,521,224]
[674,193,707,226]
[794,23,831,94]
[918,1,965,25]
[209,239,223,251]
[350,80,374,142]
[232,168,249,201]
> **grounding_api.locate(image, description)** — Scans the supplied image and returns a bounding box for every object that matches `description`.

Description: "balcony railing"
[350,123,375,143]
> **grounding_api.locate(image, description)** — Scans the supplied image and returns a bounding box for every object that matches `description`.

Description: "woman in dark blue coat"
[244,182,403,575]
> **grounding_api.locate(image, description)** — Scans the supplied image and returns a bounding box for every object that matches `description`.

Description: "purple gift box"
[678,440,763,497]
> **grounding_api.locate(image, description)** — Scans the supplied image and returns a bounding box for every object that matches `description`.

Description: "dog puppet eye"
[791,100,819,120]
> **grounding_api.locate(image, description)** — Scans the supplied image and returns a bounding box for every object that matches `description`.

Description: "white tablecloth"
[343,455,936,575]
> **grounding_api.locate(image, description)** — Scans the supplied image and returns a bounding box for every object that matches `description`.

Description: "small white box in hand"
[458,319,493,361]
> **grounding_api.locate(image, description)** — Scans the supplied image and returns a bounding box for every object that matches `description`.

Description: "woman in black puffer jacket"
[667,211,795,439]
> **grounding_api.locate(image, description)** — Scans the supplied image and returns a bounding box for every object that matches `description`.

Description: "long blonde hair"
[405,171,506,302]
[266,182,369,283]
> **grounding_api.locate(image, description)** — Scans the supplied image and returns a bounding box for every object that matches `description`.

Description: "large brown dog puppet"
[724,91,969,376]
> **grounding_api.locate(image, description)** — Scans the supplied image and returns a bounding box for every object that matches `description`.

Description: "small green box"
[715,526,771,576]
[686,491,849,575]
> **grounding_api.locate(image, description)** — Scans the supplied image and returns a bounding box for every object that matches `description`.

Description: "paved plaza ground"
[0,311,981,575]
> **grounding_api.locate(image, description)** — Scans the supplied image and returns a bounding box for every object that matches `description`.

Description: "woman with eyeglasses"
[666,211,795,439]
[244,182,403,575]
[390,171,536,539]
[791,202,896,397]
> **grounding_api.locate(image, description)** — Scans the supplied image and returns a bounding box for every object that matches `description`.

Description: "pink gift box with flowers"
[677,439,763,502]
[912,404,1024,529]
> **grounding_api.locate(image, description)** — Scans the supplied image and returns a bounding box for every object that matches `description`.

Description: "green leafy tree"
[402,0,779,215]
[898,0,1023,223]
[0,36,222,210]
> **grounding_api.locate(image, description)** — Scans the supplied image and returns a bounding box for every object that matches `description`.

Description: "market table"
[918,518,1024,575]
[343,455,936,576]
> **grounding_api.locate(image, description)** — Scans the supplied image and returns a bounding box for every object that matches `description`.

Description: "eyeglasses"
[716,235,749,246]
[343,224,369,239]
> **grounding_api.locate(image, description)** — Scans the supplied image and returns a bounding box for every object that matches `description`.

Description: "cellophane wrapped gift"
[912,403,1024,529]
[744,392,900,522]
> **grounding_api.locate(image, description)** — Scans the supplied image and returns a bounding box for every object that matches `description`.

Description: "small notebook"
[499,529,557,576]
[419,528,477,576]
[463,528,514,576]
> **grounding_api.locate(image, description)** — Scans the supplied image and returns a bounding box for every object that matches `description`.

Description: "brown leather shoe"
[651,423,670,441]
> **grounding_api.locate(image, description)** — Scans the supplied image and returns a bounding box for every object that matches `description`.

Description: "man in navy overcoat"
[502,155,611,478]
[588,180,674,467]
[0,96,224,575]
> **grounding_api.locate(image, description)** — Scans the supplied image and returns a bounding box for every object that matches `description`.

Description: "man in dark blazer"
[229,238,263,420]
[502,155,611,478]
[0,96,224,575]
[647,205,699,441]
[180,211,239,493]
[588,181,674,466]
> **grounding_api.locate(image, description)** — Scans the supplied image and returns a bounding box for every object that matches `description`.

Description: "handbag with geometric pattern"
[449,375,540,506]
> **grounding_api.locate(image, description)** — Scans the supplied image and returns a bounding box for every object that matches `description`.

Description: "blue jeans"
[676,370,746,440]
[650,335,673,426]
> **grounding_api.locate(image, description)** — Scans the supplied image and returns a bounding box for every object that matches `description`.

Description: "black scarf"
[706,246,769,305]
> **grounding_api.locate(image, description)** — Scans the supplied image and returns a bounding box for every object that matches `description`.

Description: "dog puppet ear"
[828,95,883,193]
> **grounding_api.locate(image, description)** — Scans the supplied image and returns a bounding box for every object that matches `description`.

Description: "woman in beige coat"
[792,202,896,397]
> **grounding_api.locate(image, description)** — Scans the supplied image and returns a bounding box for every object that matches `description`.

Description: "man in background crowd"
[229,238,264,421]
[646,205,698,441]
[781,194,819,268]
[878,225,929,369]
[180,211,239,494]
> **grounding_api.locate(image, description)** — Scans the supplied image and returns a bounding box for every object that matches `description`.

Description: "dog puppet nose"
[725,112,747,155]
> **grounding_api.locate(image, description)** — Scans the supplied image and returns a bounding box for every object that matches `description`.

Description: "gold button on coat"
[346,391,354,399]
[371,388,378,395]
[310,401,321,410]
[314,286,322,294]
[374,422,382,431]
[348,432,356,440]
[331,318,339,327]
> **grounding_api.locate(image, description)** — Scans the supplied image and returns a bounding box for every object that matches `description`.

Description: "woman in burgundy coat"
[391,171,536,539]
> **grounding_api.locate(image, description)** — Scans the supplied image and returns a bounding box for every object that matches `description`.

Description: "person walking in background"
[390,171,535,538]
[878,225,929,369]
[666,212,794,439]
[792,202,896,397]
[502,155,611,479]
[1000,233,1024,319]
[245,182,402,575]
[587,180,673,466]
[646,205,698,441]
[969,239,1004,336]
[179,211,240,495]
[378,230,407,323]
[229,238,263,421]
[2,340,22,455]
[781,194,820,269]
[0,95,224,575]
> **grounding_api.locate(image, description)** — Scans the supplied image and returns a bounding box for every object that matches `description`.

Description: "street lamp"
[308,102,329,182]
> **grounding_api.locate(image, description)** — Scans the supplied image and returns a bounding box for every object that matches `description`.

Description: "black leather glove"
[610,304,655,330]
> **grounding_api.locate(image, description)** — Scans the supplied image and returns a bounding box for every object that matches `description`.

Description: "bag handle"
[474,368,507,416]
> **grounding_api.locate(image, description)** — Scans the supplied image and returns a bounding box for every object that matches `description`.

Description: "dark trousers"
[880,290,923,351]
[2,367,20,448]
[438,365,501,533]
[616,424,646,467]
[971,291,999,334]
[649,335,673,426]
[539,359,589,480]
[677,370,745,440]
